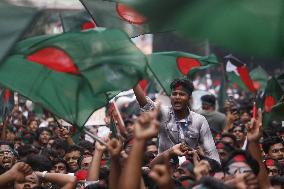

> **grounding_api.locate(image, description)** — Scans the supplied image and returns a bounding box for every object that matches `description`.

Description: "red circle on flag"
[82,21,96,31]
[116,3,146,25]
[176,57,201,75]
[27,47,80,75]
[264,96,276,112]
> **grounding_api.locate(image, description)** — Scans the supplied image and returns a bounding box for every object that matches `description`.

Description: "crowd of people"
[0,78,283,189]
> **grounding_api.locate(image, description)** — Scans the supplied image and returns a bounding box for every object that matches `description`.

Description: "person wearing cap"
[133,78,220,163]
[199,94,227,137]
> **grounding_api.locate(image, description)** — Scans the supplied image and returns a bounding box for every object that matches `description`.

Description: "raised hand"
[58,127,70,139]
[169,143,189,157]
[107,138,122,158]
[149,164,173,189]
[193,160,211,181]
[246,109,262,142]
[95,136,109,152]
[134,107,160,141]
[8,162,33,182]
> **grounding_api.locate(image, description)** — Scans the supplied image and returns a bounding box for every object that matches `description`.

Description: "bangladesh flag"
[0,29,147,127]
[147,52,218,95]
[0,88,14,122]
[79,0,170,37]
[0,2,40,62]
[262,77,284,128]
[270,96,284,121]
[249,66,269,91]
[225,55,257,93]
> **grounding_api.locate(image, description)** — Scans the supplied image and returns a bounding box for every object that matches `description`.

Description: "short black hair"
[221,133,237,146]
[262,137,284,154]
[201,94,216,107]
[270,176,284,187]
[36,127,52,140]
[170,78,194,96]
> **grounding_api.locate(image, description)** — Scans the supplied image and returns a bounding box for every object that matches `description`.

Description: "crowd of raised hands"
[0,99,284,189]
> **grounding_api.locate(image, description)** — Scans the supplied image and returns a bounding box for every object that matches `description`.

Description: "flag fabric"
[262,77,284,128]
[79,0,171,37]
[0,29,147,128]
[121,0,284,57]
[147,52,218,95]
[270,96,284,122]
[0,2,40,62]
[60,10,96,32]
[249,66,269,91]
[217,75,228,113]
[0,88,14,122]
[225,55,257,93]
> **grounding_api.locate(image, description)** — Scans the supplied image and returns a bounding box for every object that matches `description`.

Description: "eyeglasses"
[0,150,14,157]
[227,165,253,175]
[271,148,284,154]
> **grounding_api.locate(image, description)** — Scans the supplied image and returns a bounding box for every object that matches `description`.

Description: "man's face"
[217,149,229,163]
[268,143,284,164]
[64,150,81,173]
[39,131,51,145]
[28,120,38,132]
[0,145,16,169]
[221,137,235,148]
[170,90,190,111]
[146,145,158,156]
[51,162,67,174]
[266,165,279,177]
[14,173,40,189]
[233,127,246,143]
[80,156,92,170]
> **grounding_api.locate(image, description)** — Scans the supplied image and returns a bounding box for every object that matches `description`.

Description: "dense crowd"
[0,78,283,189]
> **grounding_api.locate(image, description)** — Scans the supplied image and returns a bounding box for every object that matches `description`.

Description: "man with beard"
[0,142,16,171]
[133,78,220,163]
[263,137,284,167]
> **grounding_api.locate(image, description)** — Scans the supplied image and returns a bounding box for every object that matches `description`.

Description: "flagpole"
[79,0,97,24]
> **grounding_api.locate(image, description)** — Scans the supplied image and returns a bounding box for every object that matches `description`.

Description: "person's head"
[263,137,284,165]
[220,133,237,148]
[170,78,194,112]
[27,117,39,133]
[14,172,40,189]
[215,141,234,164]
[224,150,259,177]
[173,160,194,179]
[52,139,68,157]
[51,158,68,174]
[78,140,94,156]
[25,154,52,172]
[264,159,281,177]
[240,111,251,123]
[80,156,93,170]
[201,94,216,111]
[124,118,134,134]
[36,127,52,146]
[270,176,284,189]
[0,142,17,170]
[232,125,246,145]
[64,145,83,173]
[145,140,158,156]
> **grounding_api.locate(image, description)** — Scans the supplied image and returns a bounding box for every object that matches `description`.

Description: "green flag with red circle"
[147,52,219,95]
[262,77,284,128]
[79,0,171,37]
[0,29,147,128]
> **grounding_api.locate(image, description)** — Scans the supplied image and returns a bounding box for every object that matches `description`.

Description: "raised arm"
[118,108,160,189]
[246,109,271,189]
[107,138,122,189]
[35,172,76,189]
[87,139,107,181]
[133,84,148,107]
